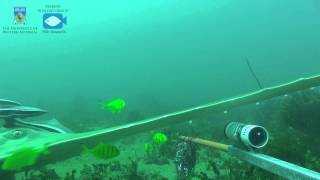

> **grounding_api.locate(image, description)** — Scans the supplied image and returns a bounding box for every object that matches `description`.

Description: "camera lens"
[240,125,269,149]
[224,122,269,149]
[249,126,268,147]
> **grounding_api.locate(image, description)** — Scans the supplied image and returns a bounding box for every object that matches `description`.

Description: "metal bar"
[229,146,320,180]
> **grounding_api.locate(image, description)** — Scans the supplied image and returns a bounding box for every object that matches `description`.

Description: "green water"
[1,0,320,179]
[1,0,320,107]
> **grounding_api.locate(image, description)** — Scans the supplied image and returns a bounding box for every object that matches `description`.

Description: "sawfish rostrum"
[0,106,47,119]
[0,99,21,107]
[0,99,66,133]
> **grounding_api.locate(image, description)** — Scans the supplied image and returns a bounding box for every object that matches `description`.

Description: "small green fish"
[152,132,168,145]
[144,143,151,152]
[82,143,120,160]
[100,98,126,113]
[1,146,49,171]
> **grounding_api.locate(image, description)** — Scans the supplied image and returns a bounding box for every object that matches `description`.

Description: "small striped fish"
[82,143,120,160]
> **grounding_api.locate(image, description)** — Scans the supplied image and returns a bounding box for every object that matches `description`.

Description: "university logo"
[14,7,27,24]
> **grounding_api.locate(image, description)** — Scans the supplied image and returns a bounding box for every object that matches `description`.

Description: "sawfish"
[1,74,320,179]
[0,100,66,133]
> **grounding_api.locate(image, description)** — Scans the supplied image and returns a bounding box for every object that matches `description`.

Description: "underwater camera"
[224,121,269,149]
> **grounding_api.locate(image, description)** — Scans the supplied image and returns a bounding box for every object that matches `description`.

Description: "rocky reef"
[279,88,320,136]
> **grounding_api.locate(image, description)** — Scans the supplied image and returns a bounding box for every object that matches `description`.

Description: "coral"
[64,170,76,180]
[138,171,169,180]
[208,160,220,177]
[79,163,109,180]
[79,164,91,179]
[77,158,157,179]
[221,157,279,180]
[193,171,213,180]
[143,143,170,165]
[68,156,161,180]
[122,157,144,180]
[22,168,60,180]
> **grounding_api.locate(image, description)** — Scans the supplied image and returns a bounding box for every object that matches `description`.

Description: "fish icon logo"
[43,13,67,29]
[14,7,27,24]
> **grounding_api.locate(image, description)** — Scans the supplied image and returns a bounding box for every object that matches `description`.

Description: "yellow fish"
[152,132,168,145]
[82,143,120,160]
[100,98,126,113]
[1,146,49,171]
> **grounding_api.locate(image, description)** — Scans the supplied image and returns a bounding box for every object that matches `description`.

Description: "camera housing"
[225,122,269,149]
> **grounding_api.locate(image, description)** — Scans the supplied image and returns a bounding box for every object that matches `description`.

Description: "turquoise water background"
[0,0,319,116]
